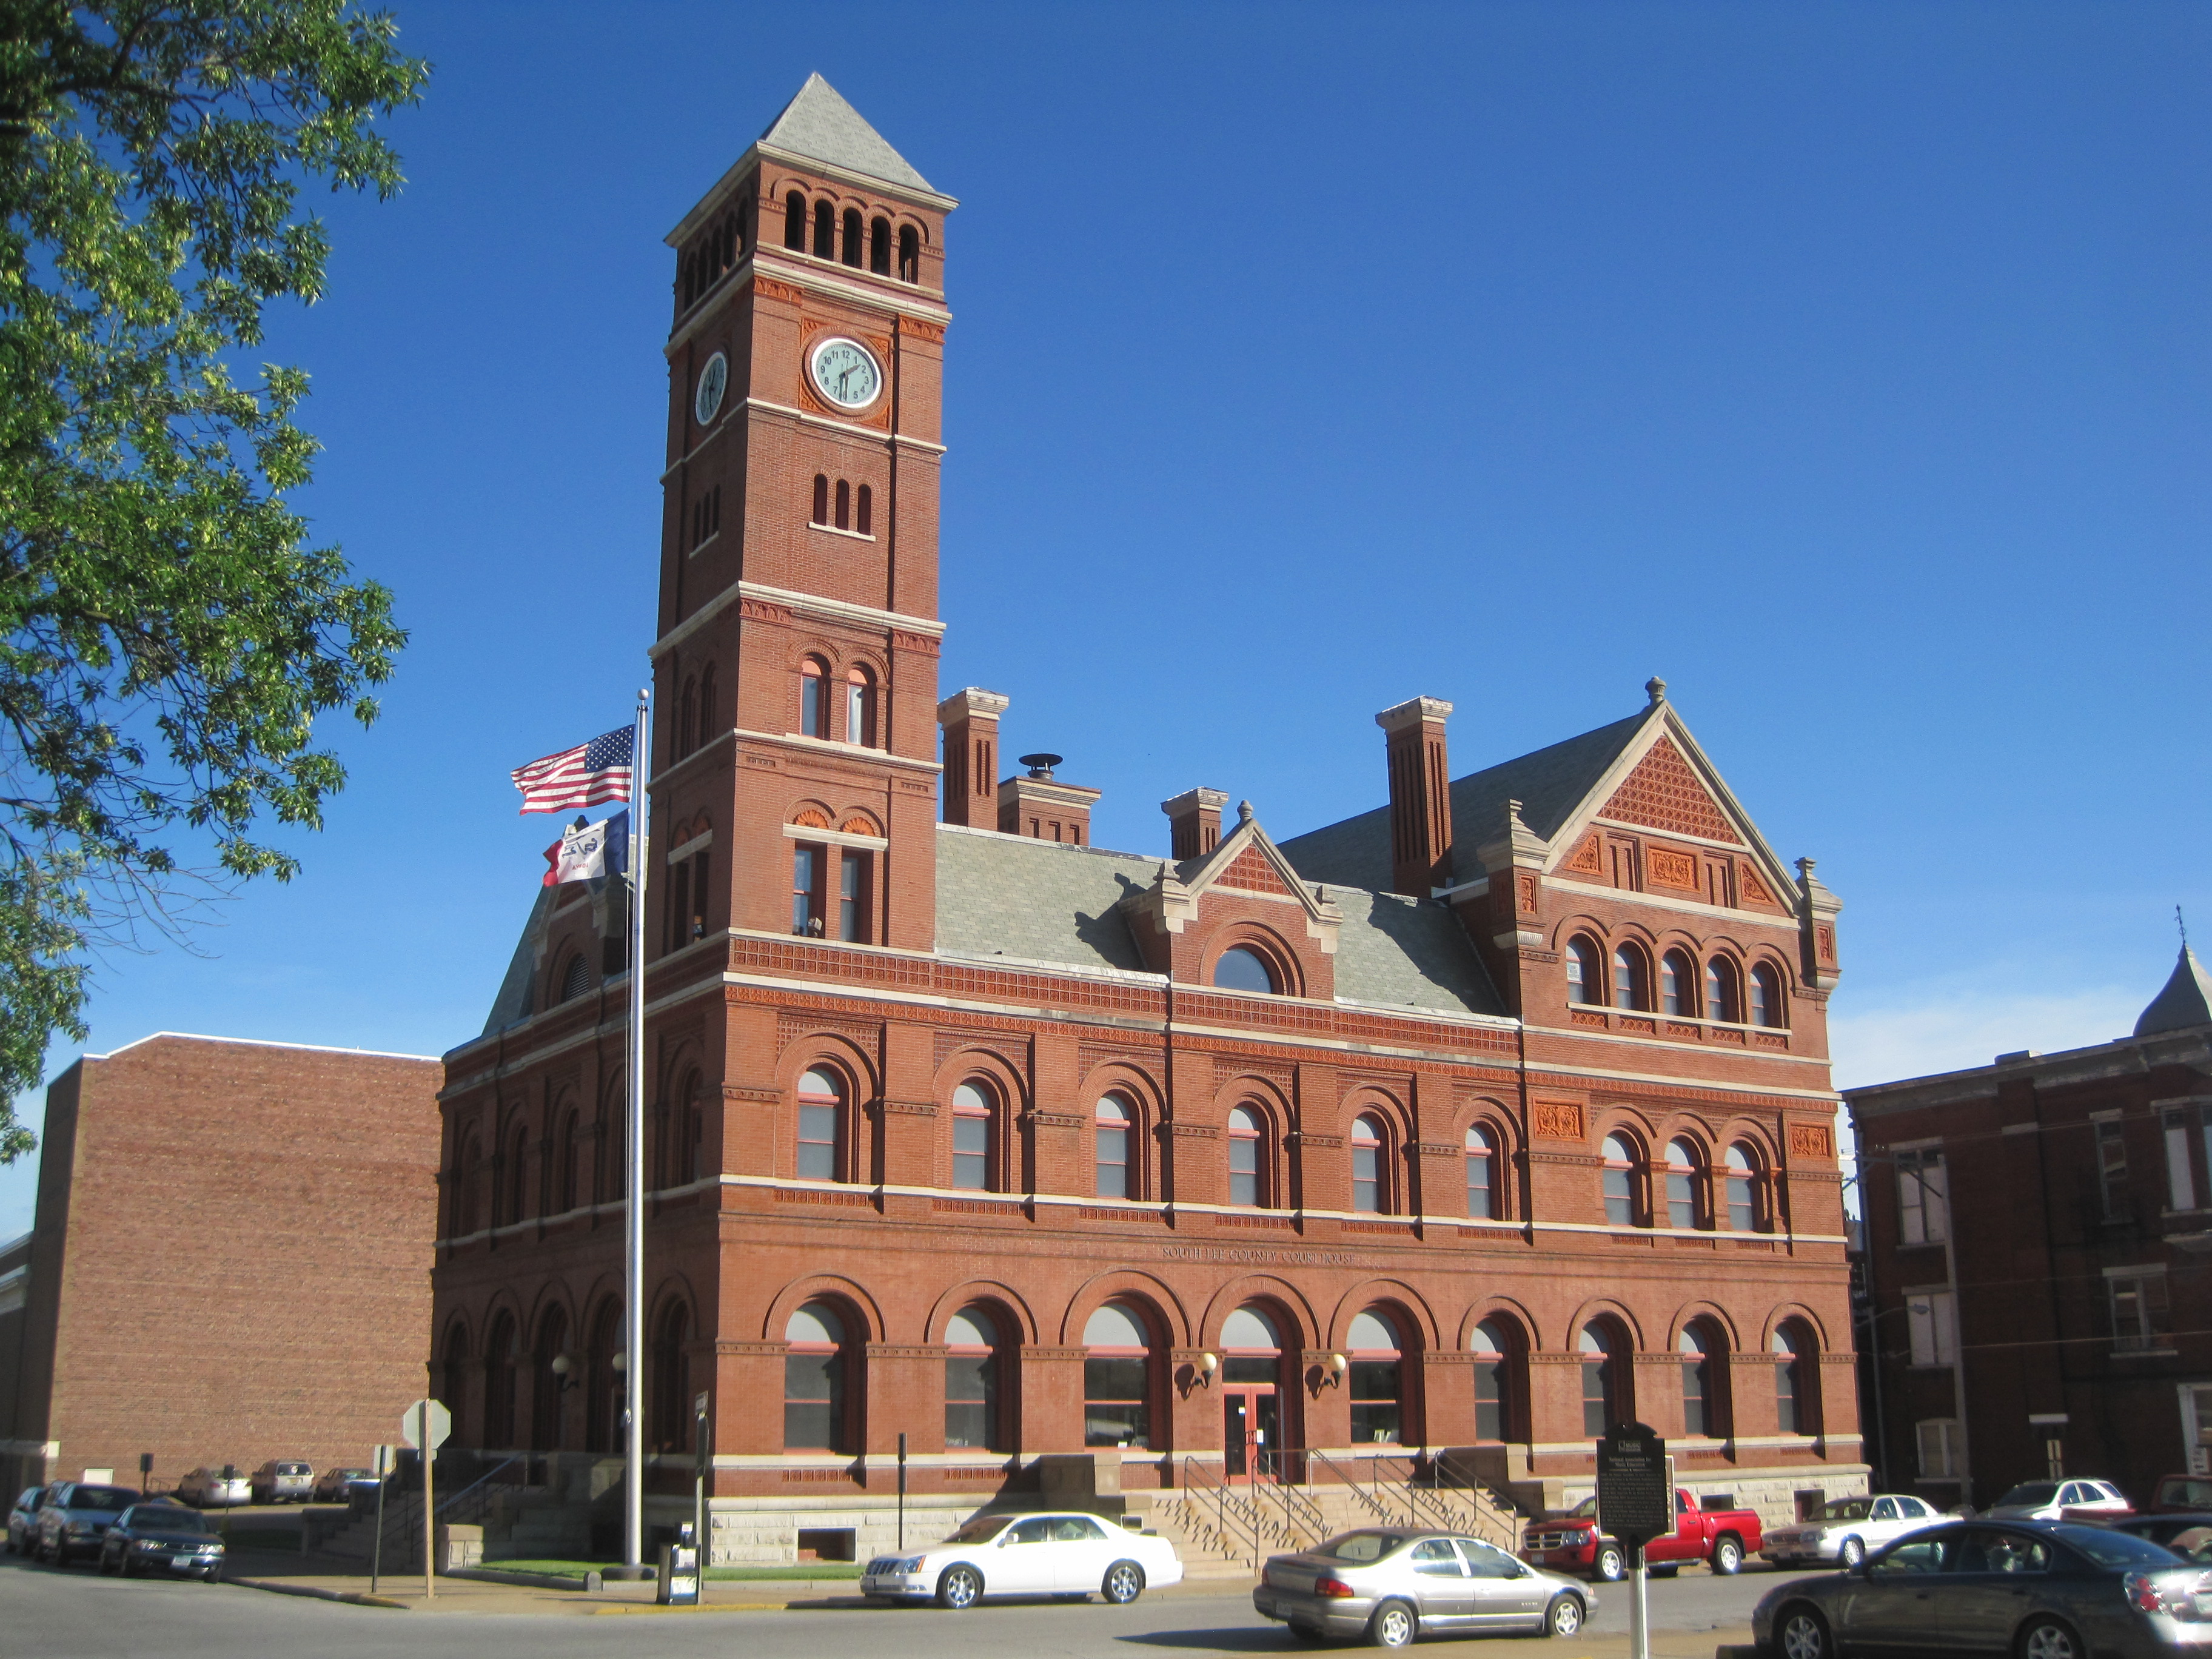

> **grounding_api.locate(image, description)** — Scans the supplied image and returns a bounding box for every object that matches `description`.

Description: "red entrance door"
[1223,1386,1279,1483]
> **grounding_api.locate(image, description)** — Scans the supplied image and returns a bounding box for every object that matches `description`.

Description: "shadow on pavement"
[1114,1630,1290,1651]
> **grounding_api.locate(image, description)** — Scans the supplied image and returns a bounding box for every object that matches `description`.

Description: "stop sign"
[400,1399,451,1450]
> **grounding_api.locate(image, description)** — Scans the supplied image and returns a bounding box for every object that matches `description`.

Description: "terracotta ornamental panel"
[1600,738,1740,843]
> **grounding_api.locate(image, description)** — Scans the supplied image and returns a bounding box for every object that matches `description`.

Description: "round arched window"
[1095,1094,1132,1199]
[1227,1106,1264,1207]
[1348,1310,1403,1444]
[1751,964,1785,1029]
[1724,1143,1758,1232]
[1705,957,1740,1023]
[784,1301,847,1452]
[1664,1138,1703,1230]
[1221,1305,1281,1384]
[1612,946,1649,1011]
[1601,1134,1638,1226]
[1351,1114,1386,1213]
[1213,945,1276,994]
[797,1068,844,1181]
[1566,937,1601,1005]
[1466,1125,1497,1220]
[1679,1322,1722,1438]
[951,1081,994,1191]
[1470,1317,1512,1441]
[1083,1302,1153,1449]
[1774,1322,1816,1435]
[944,1306,1001,1451]
[1578,1324,1620,1434]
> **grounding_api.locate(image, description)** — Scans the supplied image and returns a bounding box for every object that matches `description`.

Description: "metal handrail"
[435,1453,528,1520]
[1304,1447,1395,1523]
[1180,1455,1261,1566]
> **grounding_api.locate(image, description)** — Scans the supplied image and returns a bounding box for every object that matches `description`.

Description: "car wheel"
[1712,1537,1743,1575]
[1838,1537,1865,1569]
[1101,1560,1145,1604]
[1777,1605,1833,1659]
[2018,1617,2083,1659]
[204,1565,221,1583]
[122,1552,137,1578]
[1594,1544,1626,1583]
[1544,1594,1584,1638]
[936,1564,982,1609]
[1368,1600,1416,1649]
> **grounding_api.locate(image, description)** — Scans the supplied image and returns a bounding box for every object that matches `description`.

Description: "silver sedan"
[1255,1527,1595,1647]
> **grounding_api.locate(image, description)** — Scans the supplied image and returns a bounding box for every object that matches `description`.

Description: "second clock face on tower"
[808,337,882,411]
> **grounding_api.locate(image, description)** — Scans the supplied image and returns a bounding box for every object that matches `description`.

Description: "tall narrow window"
[799,657,826,737]
[785,190,806,249]
[855,482,873,536]
[845,667,876,747]
[1907,1287,1959,1365]
[1705,957,1740,1022]
[1897,1148,1948,1244]
[1351,1114,1385,1213]
[1917,1418,1959,1480]
[952,1081,994,1191]
[504,1123,530,1224]
[1227,1107,1262,1206]
[791,843,824,936]
[1579,1324,1620,1435]
[1774,1322,1816,1434]
[1612,946,1649,1011]
[837,850,866,943]
[1661,950,1694,1016]
[1724,1143,1758,1232]
[2167,1110,2198,1213]
[1466,1125,1496,1219]
[678,678,696,756]
[686,848,709,941]
[841,207,863,267]
[811,473,830,526]
[1750,963,1783,1028]
[555,1110,579,1213]
[1348,1310,1404,1444]
[784,1302,847,1451]
[1565,936,1600,1005]
[695,665,716,751]
[870,216,891,275]
[813,199,835,260]
[1470,1318,1512,1441]
[1095,1094,1131,1199]
[2098,1121,2130,1221]
[1679,1325,1715,1438]
[898,224,920,283]
[484,1312,518,1448]
[666,859,691,953]
[797,1068,845,1181]
[834,477,851,529]
[1082,1302,1153,1447]
[1664,1138,1702,1230]
[944,1307,1002,1451]
[1602,1133,1638,1227]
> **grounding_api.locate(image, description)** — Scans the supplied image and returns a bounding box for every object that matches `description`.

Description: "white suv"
[1986,1479,2133,1521]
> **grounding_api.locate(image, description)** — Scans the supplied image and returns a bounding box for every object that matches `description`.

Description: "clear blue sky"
[5,2,2208,1233]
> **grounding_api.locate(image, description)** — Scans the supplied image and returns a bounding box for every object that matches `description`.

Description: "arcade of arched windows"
[675,195,753,315]
[1561,924,1794,1036]
[780,186,927,284]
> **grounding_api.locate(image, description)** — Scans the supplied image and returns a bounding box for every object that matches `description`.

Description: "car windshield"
[2057,1526,2185,1569]
[129,1507,209,1533]
[1319,1532,1413,1563]
[335,1470,372,1480]
[1822,1500,1875,1521]
[1998,1484,2060,1507]
[1566,1498,1600,1519]
[942,1516,1011,1544]
[69,1487,133,1512]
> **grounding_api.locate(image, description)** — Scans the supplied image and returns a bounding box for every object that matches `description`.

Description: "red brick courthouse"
[432,76,1863,1561]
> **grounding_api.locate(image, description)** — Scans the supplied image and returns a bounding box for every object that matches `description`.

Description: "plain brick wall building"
[432,76,1864,1563]
[0,1034,442,1498]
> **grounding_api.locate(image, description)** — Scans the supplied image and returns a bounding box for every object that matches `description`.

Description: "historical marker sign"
[1596,1422,1670,1544]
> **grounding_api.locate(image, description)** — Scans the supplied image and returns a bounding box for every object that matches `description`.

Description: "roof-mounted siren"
[999,753,1101,846]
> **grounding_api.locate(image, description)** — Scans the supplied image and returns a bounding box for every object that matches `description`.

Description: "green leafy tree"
[0,2,427,1161]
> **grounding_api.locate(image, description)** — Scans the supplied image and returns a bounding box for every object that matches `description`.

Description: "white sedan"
[1986,1478,2134,1522]
[1760,1494,1943,1569]
[862,1510,1185,1607]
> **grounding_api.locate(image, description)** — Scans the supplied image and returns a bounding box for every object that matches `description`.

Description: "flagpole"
[624,686,651,1572]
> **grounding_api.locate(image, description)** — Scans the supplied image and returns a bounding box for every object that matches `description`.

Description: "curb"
[444,1566,602,1592]
[589,1600,794,1615]
[229,1576,409,1610]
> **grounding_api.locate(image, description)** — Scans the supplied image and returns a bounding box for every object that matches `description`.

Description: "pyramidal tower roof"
[2136,944,2212,1037]
[759,73,933,193]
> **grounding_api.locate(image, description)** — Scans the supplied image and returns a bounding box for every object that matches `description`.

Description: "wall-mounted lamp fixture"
[550,1352,577,1393]
[1194,1352,1219,1388]
[610,1350,626,1373]
[1323,1352,1348,1388]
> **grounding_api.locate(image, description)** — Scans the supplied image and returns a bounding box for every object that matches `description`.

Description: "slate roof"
[480,886,555,1037]
[2136,945,2212,1037]
[759,73,935,193]
[1276,708,1652,894]
[934,826,1504,1017]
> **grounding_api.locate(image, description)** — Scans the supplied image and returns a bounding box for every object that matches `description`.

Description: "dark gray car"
[31,1481,139,1566]
[5,1486,45,1554]
[1752,1520,2212,1659]
[1255,1527,1594,1647]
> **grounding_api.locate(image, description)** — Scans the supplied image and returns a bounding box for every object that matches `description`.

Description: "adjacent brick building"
[0,1033,443,1499]
[432,76,1865,1561]
[1848,947,2212,1509]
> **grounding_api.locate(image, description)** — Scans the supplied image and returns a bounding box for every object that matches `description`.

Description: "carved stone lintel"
[882,1099,937,1118]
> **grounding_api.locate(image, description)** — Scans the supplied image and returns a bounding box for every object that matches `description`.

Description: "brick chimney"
[997,752,1102,846]
[937,688,1010,828]
[1160,787,1229,860]
[1376,695,1454,896]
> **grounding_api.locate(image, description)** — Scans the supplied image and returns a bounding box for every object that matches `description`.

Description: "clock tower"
[650,75,954,961]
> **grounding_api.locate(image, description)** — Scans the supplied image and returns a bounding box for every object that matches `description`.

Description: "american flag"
[511,726,634,814]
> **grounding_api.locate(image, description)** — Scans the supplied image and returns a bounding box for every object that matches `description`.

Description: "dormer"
[1119,802,1342,998]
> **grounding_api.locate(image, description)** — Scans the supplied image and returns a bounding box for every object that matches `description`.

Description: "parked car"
[311,1467,378,1504]
[1255,1527,1594,1646]
[2147,1476,2212,1515]
[860,1510,1184,1607]
[1988,1480,2134,1523]
[1761,1493,1945,1569]
[31,1482,138,1566]
[250,1460,313,1504]
[2106,1513,2212,1560]
[96,1503,225,1581]
[1522,1487,1761,1581]
[1754,1520,2205,1659]
[5,1486,46,1555]
[176,1466,251,1508]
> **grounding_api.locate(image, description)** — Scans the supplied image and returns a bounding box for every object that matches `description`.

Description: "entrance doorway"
[1224,1386,1279,1482]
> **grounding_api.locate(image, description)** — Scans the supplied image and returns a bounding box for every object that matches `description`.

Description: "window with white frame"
[2097,1119,2131,1221]
[1906,1287,1958,1366]
[2162,1102,2212,1213]
[2109,1267,2171,1352]
[1916,1417,1960,1480]
[1897,1148,1948,1245]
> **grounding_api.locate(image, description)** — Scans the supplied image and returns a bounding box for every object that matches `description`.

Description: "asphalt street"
[0,1551,1827,1659]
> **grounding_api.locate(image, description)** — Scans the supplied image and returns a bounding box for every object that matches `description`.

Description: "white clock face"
[694,352,728,426]
[808,337,882,411]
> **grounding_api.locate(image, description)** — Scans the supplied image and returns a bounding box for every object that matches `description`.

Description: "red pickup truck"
[1521,1487,1763,1582]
